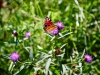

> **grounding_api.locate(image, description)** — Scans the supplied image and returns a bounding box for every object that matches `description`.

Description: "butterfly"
[43,17,58,34]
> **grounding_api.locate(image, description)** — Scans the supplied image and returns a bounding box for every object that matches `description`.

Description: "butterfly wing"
[44,17,53,25]
[44,17,57,32]
[45,25,57,32]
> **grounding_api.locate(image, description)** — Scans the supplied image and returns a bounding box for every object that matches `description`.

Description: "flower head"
[13,30,18,36]
[25,32,31,38]
[50,28,59,35]
[74,69,79,73]
[10,52,20,62]
[72,64,76,68]
[0,0,3,9]
[55,49,62,55]
[84,54,92,63]
[34,72,40,75]
[56,21,64,30]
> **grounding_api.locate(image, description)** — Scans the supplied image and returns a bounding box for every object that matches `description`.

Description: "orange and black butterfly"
[43,17,58,33]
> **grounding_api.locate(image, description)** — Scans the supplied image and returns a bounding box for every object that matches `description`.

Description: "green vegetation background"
[0,0,100,75]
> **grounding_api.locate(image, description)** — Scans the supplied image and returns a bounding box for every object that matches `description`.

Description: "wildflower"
[0,0,3,9]
[10,52,20,62]
[25,32,31,38]
[34,72,40,75]
[13,30,18,36]
[84,54,92,63]
[71,64,76,68]
[50,28,59,35]
[56,21,64,30]
[74,69,79,73]
[55,49,62,55]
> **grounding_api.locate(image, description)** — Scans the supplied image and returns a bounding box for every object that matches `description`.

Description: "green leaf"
[45,58,51,75]
[13,64,26,75]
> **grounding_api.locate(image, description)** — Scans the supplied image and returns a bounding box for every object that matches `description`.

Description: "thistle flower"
[13,30,18,36]
[34,72,40,75]
[50,28,59,35]
[56,21,64,30]
[84,54,92,63]
[0,0,3,9]
[10,52,20,62]
[72,64,76,68]
[74,69,79,73]
[25,32,31,38]
[55,49,62,55]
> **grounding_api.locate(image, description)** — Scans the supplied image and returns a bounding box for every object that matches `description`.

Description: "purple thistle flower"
[13,30,18,36]
[50,28,59,35]
[56,21,64,30]
[84,54,92,63]
[10,52,20,62]
[25,32,31,38]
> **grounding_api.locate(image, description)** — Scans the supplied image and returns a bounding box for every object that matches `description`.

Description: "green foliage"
[0,0,100,75]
